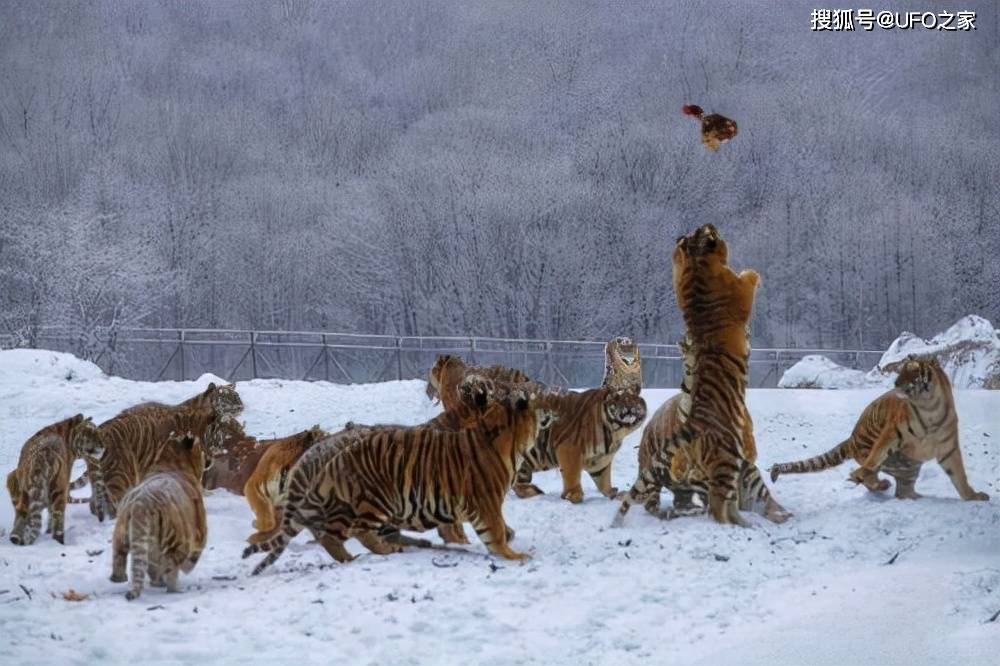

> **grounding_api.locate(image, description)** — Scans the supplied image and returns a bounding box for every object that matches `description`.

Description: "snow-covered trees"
[0,1,996,349]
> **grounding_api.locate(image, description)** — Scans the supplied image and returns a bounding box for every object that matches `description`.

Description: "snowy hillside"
[1,350,999,665]
[780,315,1000,389]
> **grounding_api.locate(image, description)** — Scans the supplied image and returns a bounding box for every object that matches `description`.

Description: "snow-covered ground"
[1,350,999,665]
[780,315,1000,389]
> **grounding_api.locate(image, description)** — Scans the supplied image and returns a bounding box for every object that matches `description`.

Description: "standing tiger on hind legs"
[634,336,790,523]
[769,354,989,502]
[616,223,776,527]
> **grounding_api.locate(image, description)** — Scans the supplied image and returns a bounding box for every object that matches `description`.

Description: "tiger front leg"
[512,460,544,499]
[587,463,620,500]
[555,445,585,503]
[472,507,529,561]
[937,443,989,501]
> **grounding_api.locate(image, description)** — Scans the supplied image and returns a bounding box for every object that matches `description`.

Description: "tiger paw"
[513,484,544,499]
[560,487,584,504]
[109,571,127,583]
[967,491,990,501]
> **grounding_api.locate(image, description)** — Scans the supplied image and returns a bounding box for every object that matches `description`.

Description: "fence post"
[545,341,553,386]
[179,330,186,381]
[396,337,403,380]
[249,332,258,378]
[469,336,476,365]
[323,334,330,382]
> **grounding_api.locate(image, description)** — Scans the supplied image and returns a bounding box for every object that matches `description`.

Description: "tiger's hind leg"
[437,524,470,545]
[513,460,543,499]
[110,519,129,583]
[353,530,403,556]
[706,451,749,528]
[48,482,68,544]
[738,462,791,524]
[164,569,179,593]
[883,452,923,500]
[848,466,891,493]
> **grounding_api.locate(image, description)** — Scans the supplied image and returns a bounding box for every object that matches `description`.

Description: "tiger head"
[682,224,728,262]
[205,382,243,419]
[69,415,105,461]
[882,355,943,401]
[607,336,639,367]
[426,355,469,404]
[480,388,557,455]
[160,431,210,481]
[210,416,249,456]
[456,373,498,411]
[603,388,647,430]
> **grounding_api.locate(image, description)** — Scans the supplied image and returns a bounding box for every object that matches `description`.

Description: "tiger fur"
[245,374,517,548]
[122,382,243,420]
[243,390,556,574]
[7,415,107,545]
[72,382,242,510]
[770,355,989,501]
[425,354,540,410]
[602,336,643,393]
[637,337,789,523]
[511,386,647,503]
[96,406,223,518]
[617,224,760,527]
[110,432,210,600]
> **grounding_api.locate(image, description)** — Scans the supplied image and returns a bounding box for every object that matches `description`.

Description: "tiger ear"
[879,359,904,374]
[206,382,218,395]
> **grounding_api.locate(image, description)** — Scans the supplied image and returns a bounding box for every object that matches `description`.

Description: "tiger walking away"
[770,355,989,502]
[7,414,107,545]
[110,432,210,600]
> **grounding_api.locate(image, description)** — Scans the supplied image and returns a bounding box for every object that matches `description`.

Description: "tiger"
[637,337,789,523]
[425,354,540,410]
[247,374,512,549]
[616,224,760,527]
[243,389,557,574]
[71,382,243,506]
[123,382,244,420]
[6,414,107,545]
[237,426,328,537]
[96,405,223,518]
[769,355,989,501]
[511,386,647,503]
[110,432,210,600]
[602,336,643,393]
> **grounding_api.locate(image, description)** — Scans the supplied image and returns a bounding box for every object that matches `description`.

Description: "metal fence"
[0,327,885,388]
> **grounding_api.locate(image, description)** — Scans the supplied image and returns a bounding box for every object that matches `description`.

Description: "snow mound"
[0,348,107,385]
[776,355,882,389]
[780,315,1000,389]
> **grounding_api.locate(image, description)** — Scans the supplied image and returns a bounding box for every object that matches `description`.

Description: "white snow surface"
[1,349,999,665]
[780,315,1000,389]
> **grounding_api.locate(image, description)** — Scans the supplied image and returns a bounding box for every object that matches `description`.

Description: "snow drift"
[1,349,998,665]
[780,315,1000,389]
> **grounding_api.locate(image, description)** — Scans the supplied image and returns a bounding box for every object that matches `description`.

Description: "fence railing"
[0,326,885,389]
